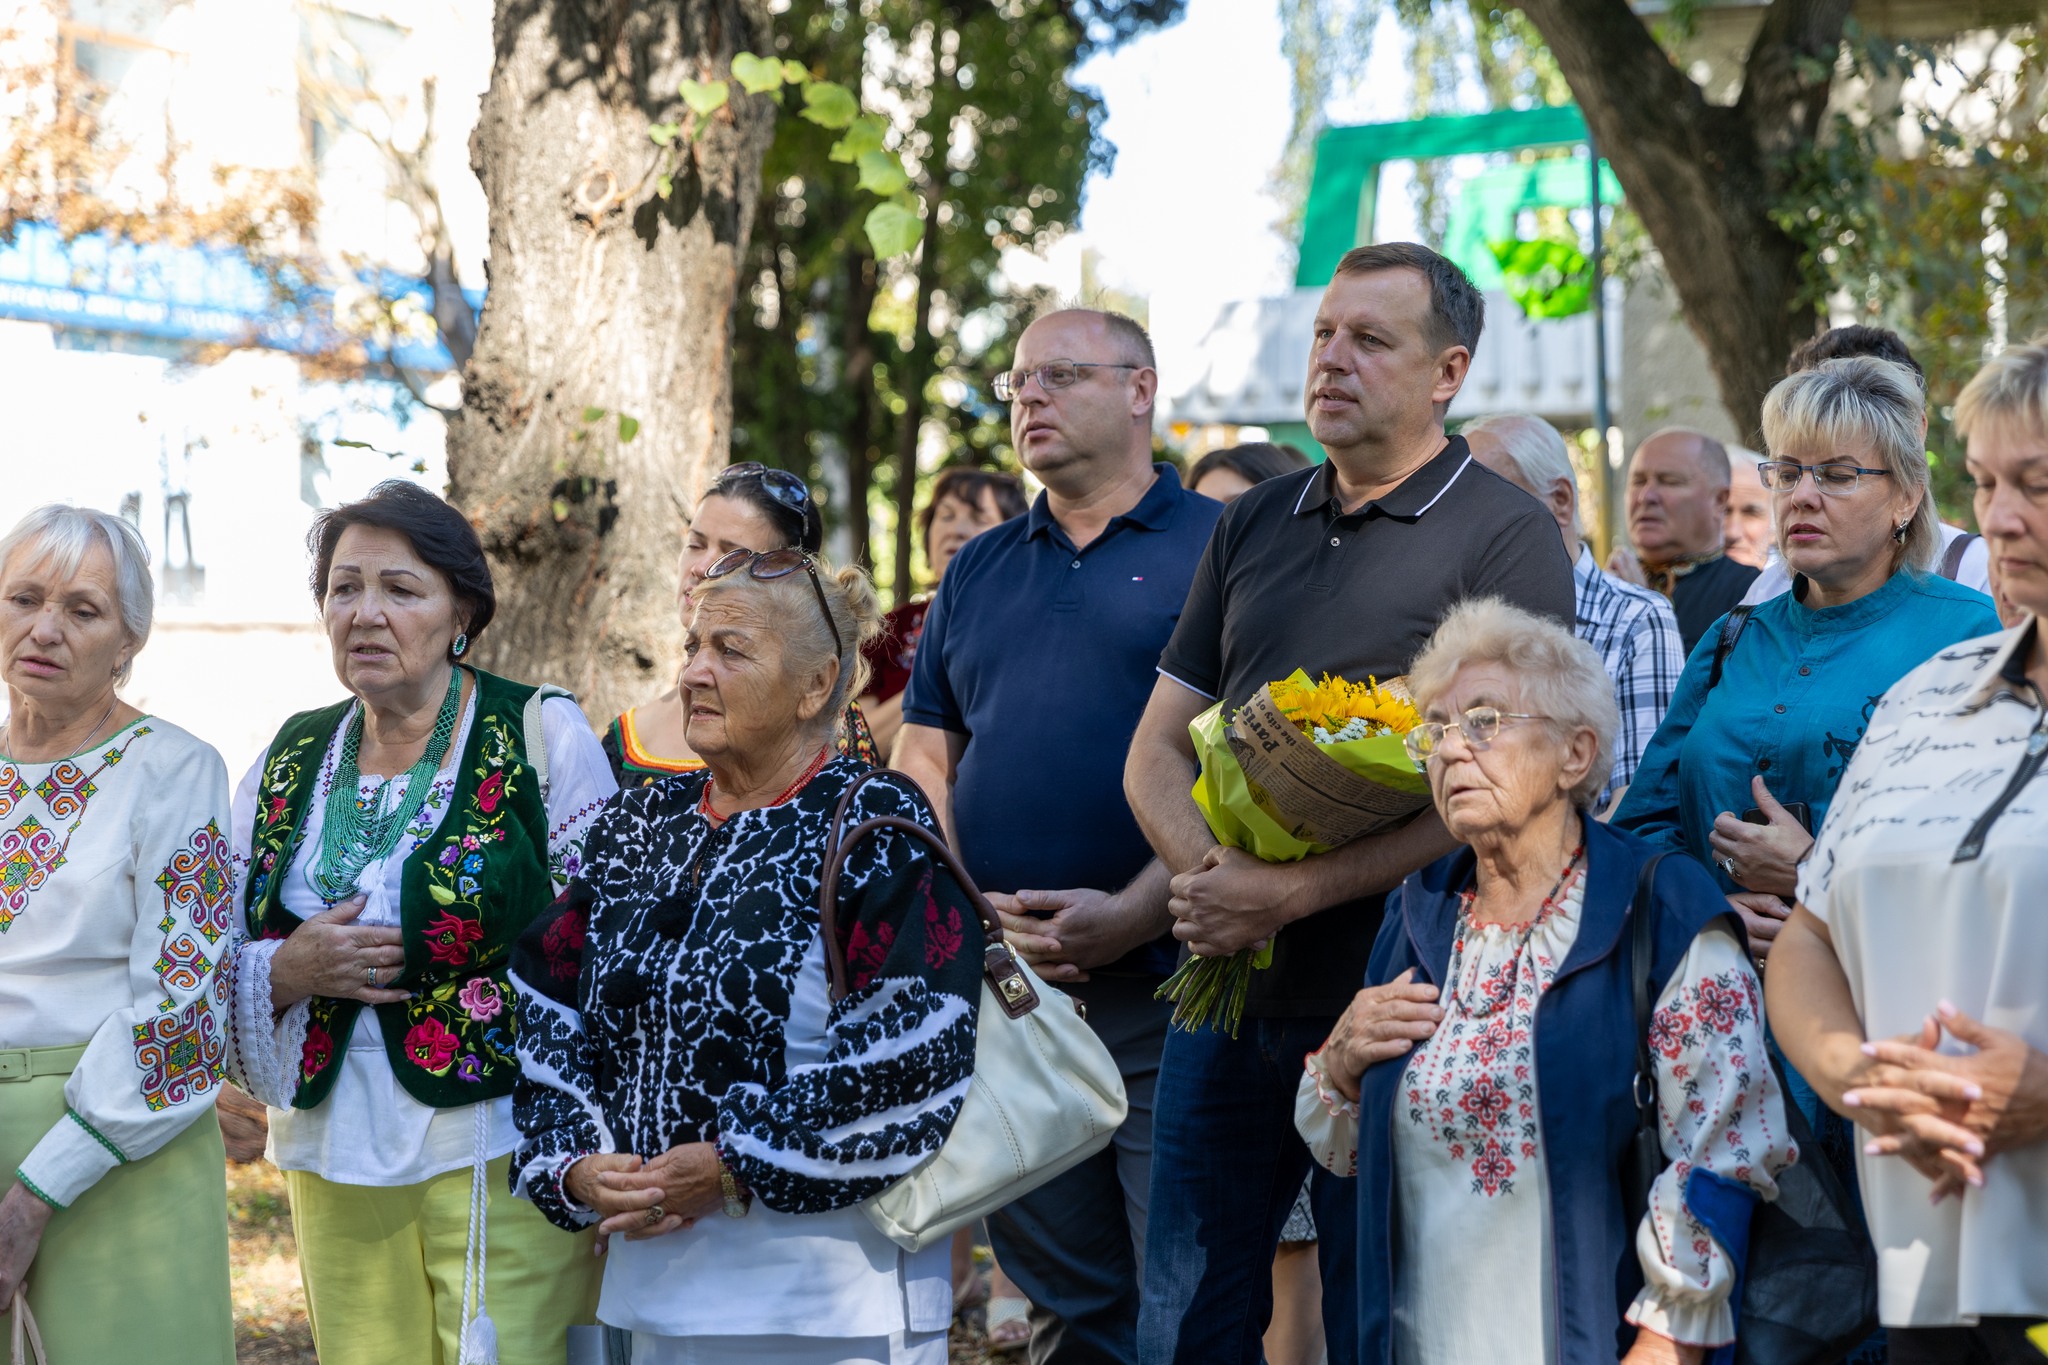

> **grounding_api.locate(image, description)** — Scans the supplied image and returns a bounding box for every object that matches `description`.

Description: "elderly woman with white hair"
[1306,599,1794,1364]
[0,505,235,1361]
[1464,412,1684,810]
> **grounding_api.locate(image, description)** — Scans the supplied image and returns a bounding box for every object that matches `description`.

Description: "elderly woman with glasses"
[1306,599,1795,1365]
[603,463,878,786]
[511,550,984,1365]
[0,505,235,1362]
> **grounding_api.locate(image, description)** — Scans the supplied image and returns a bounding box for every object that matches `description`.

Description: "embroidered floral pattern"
[457,976,504,1022]
[404,1016,461,1074]
[1,726,154,930]
[245,733,320,922]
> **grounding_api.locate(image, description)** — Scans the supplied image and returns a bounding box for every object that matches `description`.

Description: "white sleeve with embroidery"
[15,736,235,1210]
[219,751,309,1110]
[537,696,617,893]
[1625,920,1798,1348]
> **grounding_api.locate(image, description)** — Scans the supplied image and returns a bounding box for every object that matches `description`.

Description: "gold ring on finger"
[645,1204,665,1225]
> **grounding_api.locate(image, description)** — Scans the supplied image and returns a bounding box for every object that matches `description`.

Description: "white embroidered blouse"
[223,692,615,1186]
[1,717,234,1209]
[1306,866,1796,1362]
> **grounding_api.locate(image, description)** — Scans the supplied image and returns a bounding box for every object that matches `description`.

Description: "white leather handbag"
[818,773,1128,1253]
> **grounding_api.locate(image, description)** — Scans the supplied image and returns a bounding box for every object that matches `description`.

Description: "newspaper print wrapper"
[1189,671,1433,865]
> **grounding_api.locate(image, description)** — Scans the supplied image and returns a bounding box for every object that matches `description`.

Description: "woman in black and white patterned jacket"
[509,547,984,1365]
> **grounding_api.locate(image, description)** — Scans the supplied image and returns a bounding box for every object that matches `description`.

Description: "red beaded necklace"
[698,745,833,826]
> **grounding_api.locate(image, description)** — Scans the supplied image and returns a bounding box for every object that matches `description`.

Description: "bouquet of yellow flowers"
[1158,670,1432,1035]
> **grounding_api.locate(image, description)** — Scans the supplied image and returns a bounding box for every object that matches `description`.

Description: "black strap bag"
[1624,854,1879,1365]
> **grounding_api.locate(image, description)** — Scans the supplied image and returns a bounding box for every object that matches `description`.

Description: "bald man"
[1609,428,1760,650]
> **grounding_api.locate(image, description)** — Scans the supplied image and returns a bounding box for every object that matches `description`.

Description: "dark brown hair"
[308,480,496,640]
[1187,442,1313,491]
[916,467,1029,556]
[1788,325,1925,392]
[1332,241,1485,357]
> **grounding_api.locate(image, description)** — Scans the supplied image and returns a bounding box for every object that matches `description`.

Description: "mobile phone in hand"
[1743,802,1811,833]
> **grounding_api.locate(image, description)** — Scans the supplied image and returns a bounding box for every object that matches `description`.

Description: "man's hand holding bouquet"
[1158,670,1431,1035]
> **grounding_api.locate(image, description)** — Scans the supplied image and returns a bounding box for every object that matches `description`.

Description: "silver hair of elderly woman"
[0,504,155,685]
[693,554,885,719]
[1407,597,1619,811]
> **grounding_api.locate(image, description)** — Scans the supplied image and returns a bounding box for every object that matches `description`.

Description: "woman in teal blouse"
[1615,356,2000,958]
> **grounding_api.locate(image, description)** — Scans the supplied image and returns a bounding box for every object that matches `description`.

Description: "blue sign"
[0,222,479,372]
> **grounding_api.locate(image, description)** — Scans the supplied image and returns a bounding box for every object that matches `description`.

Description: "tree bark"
[890,191,941,604]
[839,249,879,569]
[447,0,774,725]
[1515,0,1850,441]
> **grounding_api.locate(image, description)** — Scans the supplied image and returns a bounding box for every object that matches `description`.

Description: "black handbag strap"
[1704,605,1754,693]
[1938,530,1979,581]
[1629,853,1672,1142]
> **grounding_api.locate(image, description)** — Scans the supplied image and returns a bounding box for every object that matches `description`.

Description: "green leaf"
[864,201,924,258]
[799,80,859,130]
[1487,237,1591,321]
[656,173,673,200]
[678,78,730,118]
[855,149,910,197]
[829,115,887,164]
[551,497,571,522]
[731,52,784,95]
[617,413,640,443]
[647,121,681,147]
[333,438,372,448]
[781,60,810,85]
[581,406,606,423]
[427,883,457,905]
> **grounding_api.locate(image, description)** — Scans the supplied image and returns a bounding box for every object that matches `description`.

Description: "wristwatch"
[715,1145,752,1218]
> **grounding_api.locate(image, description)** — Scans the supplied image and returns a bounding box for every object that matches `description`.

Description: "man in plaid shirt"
[1465,413,1684,810]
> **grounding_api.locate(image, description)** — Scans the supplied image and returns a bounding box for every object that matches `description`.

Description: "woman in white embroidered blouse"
[221,482,617,1365]
[1303,600,1796,1365]
[1770,337,2048,1362]
[0,505,235,1362]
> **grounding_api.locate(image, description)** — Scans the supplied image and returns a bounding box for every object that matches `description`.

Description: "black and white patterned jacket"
[508,758,983,1227]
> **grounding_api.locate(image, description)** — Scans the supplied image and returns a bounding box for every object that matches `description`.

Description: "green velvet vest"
[243,669,557,1109]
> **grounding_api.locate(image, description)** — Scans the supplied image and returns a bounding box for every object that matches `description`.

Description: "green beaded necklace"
[307,667,465,903]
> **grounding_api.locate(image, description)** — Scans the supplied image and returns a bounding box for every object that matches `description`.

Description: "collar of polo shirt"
[1290,439,1473,521]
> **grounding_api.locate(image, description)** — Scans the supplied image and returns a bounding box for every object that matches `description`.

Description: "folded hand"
[1318,969,1442,1102]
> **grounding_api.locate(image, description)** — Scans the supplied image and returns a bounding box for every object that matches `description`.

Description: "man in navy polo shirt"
[897,308,1219,1364]
[1125,244,1576,1363]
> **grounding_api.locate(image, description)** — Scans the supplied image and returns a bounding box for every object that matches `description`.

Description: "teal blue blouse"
[1614,569,2000,886]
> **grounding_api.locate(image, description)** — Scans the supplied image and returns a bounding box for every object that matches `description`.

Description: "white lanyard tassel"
[457,1101,498,1365]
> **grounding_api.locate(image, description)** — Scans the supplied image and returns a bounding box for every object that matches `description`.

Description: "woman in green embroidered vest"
[603,462,879,786]
[222,481,617,1365]
[0,505,235,1363]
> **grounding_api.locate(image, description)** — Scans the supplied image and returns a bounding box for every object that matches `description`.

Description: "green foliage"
[726,0,1182,581]
[1488,236,1589,319]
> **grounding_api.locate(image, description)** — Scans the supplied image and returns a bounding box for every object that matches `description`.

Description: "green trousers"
[0,1069,234,1364]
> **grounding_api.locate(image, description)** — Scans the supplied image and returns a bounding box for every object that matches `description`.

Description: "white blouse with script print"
[1798,621,2048,1327]
[1391,871,1795,1364]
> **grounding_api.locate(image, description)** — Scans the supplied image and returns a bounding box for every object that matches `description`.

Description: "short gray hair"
[1407,597,1617,811]
[1462,413,1578,533]
[1761,356,1937,573]
[1954,332,2048,447]
[0,504,155,685]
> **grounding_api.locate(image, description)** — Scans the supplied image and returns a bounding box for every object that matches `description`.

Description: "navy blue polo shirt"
[903,463,1221,979]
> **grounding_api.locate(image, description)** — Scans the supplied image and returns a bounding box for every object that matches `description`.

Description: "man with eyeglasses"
[1123,242,1575,1364]
[1607,428,1760,652]
[895,308,1221,1364]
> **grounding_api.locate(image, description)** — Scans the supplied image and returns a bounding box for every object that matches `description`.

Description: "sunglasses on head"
[703,548,844,658]
[710,462,815,522]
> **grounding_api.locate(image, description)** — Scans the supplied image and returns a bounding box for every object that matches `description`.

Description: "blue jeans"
[1138,1017,1358,1365]
[988,975,1166,1364]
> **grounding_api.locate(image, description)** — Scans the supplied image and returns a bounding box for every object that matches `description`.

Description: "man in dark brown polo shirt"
[1125,243,1575,1364]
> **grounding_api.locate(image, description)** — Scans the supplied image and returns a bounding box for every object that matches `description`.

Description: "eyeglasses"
[709,462,815,521]
[703,548,843,658]
[992,360,1145,402]
[1757,461,1893,496]
[1403,707,1546,765]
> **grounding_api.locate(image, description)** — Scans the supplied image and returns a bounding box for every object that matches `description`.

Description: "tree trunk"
[890,192,941,605]
[839,250,879,569]
[446,0,774,725]
[1515,0,1848,441]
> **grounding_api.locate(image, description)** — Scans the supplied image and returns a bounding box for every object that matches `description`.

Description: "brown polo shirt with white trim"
[1157,435,1577,1017]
